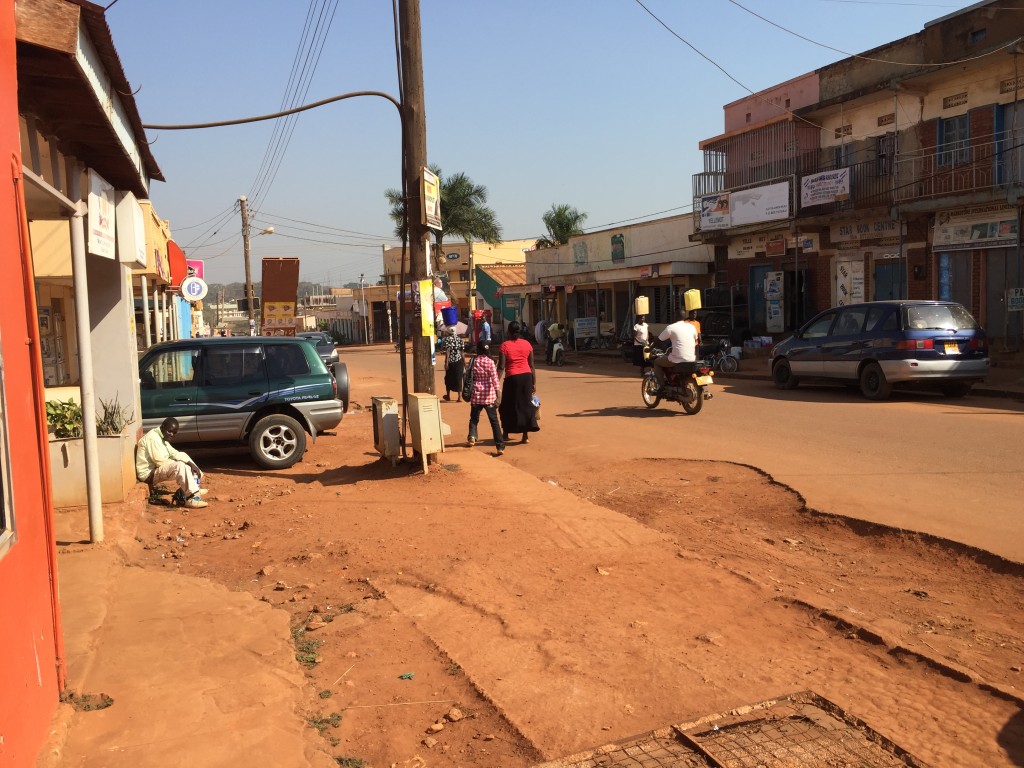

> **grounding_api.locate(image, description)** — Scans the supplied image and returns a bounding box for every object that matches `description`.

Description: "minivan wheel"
[250,414,306,469]
[859,362,893,400]
[772,359,799,390]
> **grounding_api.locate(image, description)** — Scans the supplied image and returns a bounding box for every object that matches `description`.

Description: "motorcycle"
[550,336,567,366]
[640,343,714,414]
[700,338,740,373]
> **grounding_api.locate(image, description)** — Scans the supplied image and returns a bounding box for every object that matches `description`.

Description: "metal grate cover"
[535,691,928,768]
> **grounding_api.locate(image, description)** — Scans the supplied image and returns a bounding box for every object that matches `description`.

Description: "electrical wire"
[727,0,1022,67]
[248,0,340,211]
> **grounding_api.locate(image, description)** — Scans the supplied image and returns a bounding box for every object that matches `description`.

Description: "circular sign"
[181,276,208,302]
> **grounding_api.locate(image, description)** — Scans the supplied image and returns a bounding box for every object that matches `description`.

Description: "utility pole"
[359,273,368,345]
[383,244,393,344]
[399,0,433,394]
[239,194,255,332]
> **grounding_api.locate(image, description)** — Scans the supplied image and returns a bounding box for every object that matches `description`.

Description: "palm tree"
[535,204,587,249]
[385,165,502,272]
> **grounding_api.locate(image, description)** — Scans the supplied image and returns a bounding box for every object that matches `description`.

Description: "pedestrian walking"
[498,321,539,444]
[465,341,505,455]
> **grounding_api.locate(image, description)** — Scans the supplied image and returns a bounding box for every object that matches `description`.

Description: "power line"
[727,0,1022,67]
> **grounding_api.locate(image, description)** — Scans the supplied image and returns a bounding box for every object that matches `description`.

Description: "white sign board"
[1007,287,1024,312]
[115,192,147,266]
[730,181,791,227]
[573,316,598,340]
[422,167,441,230]
[801,168,850,207]
[933,205,1017,250]
[87,170,116,259]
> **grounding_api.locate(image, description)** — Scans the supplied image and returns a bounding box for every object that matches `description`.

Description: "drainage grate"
[536,691,928,768]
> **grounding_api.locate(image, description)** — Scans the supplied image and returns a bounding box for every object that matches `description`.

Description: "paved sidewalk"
[41,490,334,768]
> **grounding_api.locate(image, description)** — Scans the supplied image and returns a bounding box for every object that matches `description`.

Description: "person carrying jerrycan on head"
[465,341,505,455]
[136,417,209,508]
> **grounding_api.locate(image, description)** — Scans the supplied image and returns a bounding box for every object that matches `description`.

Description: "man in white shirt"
[654,308,699,387]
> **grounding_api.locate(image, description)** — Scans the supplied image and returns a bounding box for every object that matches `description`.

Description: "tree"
[385,165,502,272]
[535,204,587,249]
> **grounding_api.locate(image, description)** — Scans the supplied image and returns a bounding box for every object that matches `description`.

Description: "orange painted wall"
[0,2,62,765]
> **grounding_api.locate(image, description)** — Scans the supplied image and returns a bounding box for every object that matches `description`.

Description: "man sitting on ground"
[136,417,209,509]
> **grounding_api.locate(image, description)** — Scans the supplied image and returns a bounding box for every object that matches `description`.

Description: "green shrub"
[46,399,82,439]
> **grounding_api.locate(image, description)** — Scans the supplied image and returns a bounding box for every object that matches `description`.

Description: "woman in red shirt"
[497,321,539,444]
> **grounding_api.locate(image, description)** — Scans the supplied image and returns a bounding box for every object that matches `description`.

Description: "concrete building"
[692,0,1024,346]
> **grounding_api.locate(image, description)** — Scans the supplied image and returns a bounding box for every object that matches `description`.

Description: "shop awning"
[168,240,187,288]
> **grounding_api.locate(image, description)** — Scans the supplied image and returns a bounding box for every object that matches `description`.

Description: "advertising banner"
[731,181,791,227]
[422,168,441,230]
[418,279,434,337]
[699,193,730,230]
[933,205,1018,250]
[186,259,205,280]
[801,168,850,207]
[88,170,116,259]
[261,257,300,336]
[830,219,902,244]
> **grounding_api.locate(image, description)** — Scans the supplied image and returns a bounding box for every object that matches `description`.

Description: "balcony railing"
[894,129,1024,203]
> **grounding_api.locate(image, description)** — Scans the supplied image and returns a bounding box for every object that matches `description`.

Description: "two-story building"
[693,0,1024,346]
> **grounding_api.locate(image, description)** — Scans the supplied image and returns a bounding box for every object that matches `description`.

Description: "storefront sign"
[801,168,850,207]
[729,232,818,259]
[422,168,441,230]
[115,192,146,266]
[830,219,901,244]
[766,237,786,257]
[1008,287,1024,312]
[933,205,1018,250]
[699,193,731,230]
[639,264,660,279]
[87,170,116,259]
[186,259,205,279]
[574,317,598,340]
[730,181,790,227]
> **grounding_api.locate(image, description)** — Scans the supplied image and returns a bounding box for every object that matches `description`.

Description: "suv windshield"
[904,304,977,331]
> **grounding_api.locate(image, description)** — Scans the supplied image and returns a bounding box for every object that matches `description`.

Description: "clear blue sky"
[106,0,980,286]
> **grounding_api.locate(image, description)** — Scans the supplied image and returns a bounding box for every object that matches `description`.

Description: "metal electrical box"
[407,393,447,473]
[371,396,401,465]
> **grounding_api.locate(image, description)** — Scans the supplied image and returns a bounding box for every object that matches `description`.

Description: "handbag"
[461,356,476,401]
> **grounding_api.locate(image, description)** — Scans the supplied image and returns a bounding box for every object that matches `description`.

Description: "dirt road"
[132,348,1024,767]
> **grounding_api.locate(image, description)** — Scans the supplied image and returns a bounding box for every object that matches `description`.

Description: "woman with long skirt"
[497,321,539,444]
[440,326,466,401]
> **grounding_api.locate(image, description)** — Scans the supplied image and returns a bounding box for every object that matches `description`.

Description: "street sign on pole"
[181,276,209,303]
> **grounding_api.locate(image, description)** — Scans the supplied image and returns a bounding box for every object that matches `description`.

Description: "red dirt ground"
[131,393,1024,767]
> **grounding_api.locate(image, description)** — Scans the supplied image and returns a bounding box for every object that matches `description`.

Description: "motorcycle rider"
[654,306,699,388]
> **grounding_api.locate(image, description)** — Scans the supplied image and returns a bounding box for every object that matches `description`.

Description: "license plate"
[695,375,713,386]
[944,343,959,354]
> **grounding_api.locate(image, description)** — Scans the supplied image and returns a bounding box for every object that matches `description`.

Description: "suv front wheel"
[250,414,307,469]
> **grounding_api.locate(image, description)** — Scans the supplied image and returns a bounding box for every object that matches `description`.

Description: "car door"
[265,342,307,401]
[788,310,839,376]
[195,344,268,440]
[139,347,200,441]
[819,306,869,380]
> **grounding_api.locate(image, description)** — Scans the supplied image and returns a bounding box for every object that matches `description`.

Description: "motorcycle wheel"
[555,349,565,367]
[720,355,739,374]
[681,382,704,414]
[641,375,662,408]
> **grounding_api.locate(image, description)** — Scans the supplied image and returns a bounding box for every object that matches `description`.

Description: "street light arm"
[142,91,402,131]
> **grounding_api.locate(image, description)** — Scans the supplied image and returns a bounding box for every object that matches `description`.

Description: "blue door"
[873,260,904,301]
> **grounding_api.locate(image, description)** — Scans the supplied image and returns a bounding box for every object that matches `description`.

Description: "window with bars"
[875,133,895,176]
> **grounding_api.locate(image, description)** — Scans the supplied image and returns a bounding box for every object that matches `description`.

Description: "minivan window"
[865,306,895,332]
[266,344,311,376]
[905,304,977,331]
[141,349,198,389]
[203,345,266,386]
[833,307,867,335]
[803,311,837,339]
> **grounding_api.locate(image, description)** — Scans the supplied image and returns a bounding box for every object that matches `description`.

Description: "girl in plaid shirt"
[466,341,505,455]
